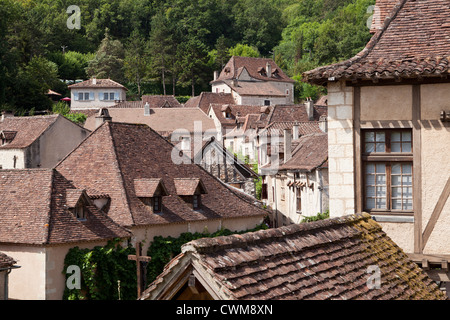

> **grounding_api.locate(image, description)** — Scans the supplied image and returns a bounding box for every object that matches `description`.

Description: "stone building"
[304,0,450,294]
[210,56,295,106]
[0,113,90,169]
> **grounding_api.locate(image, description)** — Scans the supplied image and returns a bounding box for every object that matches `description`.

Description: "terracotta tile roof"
[221,79,287,97]
[173,178,207,196]
[209,104,272,129]
[0,252,16,269]
[142,213,447,300]
[279,133,328,171]
[212,56,294,84]
[68,78,128,90]
[56,122,268,228]
[267,105,326,123]
[0,169,130,245]
[83,107,217,135]
[258,121,322,138]
[0,115,60,149]
[141,95,182,108]
[304,0,450,84]
[134,178,168,197]
[184,92,234,114]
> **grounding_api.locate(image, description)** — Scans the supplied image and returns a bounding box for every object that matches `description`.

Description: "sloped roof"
[141,95,182,108]
[184,92,234,114]
[279,133,328,171]
[83,107,217,135]
[208,104,271,129]
[212,56,294,84]
[221,79,287,97]
[304,0,450,84]
[141,213,447,300]
[56,122,268,228]
[0,169,130,245]
[0,115,60,149]
[68,78,128,90]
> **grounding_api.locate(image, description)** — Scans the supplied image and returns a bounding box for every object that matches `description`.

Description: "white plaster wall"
[0,149,25,169]
[70,88,126,110]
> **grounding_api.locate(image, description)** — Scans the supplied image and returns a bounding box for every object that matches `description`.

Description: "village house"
[83,106,218,150]
[0,252,19,300]
[56,121,269,263]
[140,213,445,300]
[192,136,259,198]
[303,0,450,294]
[262,132,329,227]
[184,92,234,114]
[210,56,295,106]
[0,169,131,299]
[68,77,128,110]
[0,113,90,169]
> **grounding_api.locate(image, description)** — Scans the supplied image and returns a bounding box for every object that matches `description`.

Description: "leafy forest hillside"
[0,0,376,113]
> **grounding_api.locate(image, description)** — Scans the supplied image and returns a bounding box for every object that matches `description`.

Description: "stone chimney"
[92,77,97,85]
[284,129,292,163]
[95,108,112,128]
[232,78,238,87]
[292,125,299,140]
[144,102,150,116]
[213,71,219,81]
[305,97,314,121]
[266,62,272,77]
[1,110,14,122]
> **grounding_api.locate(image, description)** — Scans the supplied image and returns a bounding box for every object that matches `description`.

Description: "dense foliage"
[0,0,375,113]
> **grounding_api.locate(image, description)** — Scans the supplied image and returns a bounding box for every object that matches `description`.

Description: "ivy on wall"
[62,239,137,300]
[63,224,268,300]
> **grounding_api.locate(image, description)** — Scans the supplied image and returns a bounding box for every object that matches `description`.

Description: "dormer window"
[134,178,168,214]
[0,131,17,146]
[66,189,90,221]
[174,178,207,210]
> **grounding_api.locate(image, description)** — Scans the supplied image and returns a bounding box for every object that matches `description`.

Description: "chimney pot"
[306,98,314,121]
[266,62,272,77]
[144,102,150,116]
[284,128,292,163]
[95,108,112,128]
[92,77,97,85]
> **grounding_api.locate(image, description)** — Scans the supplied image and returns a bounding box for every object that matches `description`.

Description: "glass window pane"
[391,132,401,142]
[391,142,401,152]
[392,163,401,174]
[392,187,401,198]
[104,93,108,100]
[376,198,386,209]
[78,93,83,100]
[365,143,375,153]
[85,92,89,100]
[366,186,375,197]
[402,131,411,141]
[376,174,386,184]
[376,132,385,142]
[376,164,386,173]
[403,187,413,198]
[404,199,413,210]
[392,199,402,210]
[402,175,412,185]
[376,186,386,197]
[366,174,375,185]
[402,164,412,174]
[402,142,411,152]
[376,143,385,152]
[365,132,375,142]
[366,164,375,174]
[392,175,401,186]
[366,198,375,209]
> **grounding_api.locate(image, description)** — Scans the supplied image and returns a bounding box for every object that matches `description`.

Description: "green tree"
[228,43,260,58]
[124,29,149,96]
[86,29,125,83]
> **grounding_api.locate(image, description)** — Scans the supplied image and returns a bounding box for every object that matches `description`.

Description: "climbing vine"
[146,224,268,284]
[62,224,268,300]
[62,239,137,300]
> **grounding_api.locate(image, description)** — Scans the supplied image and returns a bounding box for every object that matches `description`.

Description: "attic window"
[258,67,267,76]
[174,178,207,210]
[0,131,17,146]
[134,178,168,214]
[66,189,89,221]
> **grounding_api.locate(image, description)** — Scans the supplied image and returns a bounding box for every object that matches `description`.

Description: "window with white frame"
[103,92,116,101]
[77,92,93,101]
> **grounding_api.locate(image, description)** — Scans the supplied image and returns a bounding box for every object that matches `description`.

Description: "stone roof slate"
[142,213,447,300]
[56,122,268,228]
[304,0,450,84]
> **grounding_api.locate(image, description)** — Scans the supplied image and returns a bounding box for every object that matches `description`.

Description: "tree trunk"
[162,67,166,95]
[191,76,195,97]
[172,74,176,96]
